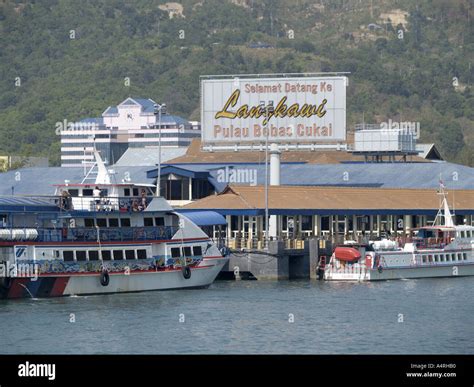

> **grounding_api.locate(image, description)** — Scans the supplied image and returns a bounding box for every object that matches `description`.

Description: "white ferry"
[0,151,228,298]
[322,186,474,281]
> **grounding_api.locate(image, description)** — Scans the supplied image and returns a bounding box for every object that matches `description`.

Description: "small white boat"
[322,185,474,281]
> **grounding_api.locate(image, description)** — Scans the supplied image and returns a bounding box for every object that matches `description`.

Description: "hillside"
[0,0,472,166]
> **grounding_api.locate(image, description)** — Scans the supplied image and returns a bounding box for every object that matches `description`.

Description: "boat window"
[96,218,107,227]
[171,247,181,258]
[422,256,427,263]
[83,189,94,197]
[183,247,192,257]
[133,188,139,196]
[76,251,87,261]
[120,218,131,227]
[113,250,124,260]
[68,189,79,197]
[434,255,439,262]
[108,218,119,227]
[64,251,74,262]
[428,255,433,262]
[124,188,130,197]
[89,251,99,261]
[137,249,147,259]
[101,250,112,261]
[193,246,202,256]
[144,217,154,227]
[457,253,462,261]
[125,250,135,260]
[55,250,60,258]
[84,218,95,227]
[463,253,467,260]
[460,231,466,238]
[155,217,165,226]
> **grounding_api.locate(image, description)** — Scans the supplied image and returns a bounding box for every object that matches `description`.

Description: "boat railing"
[0,194,157,213]
[398,236,452,250]
[3,226,179,242]
[59,195,153,212]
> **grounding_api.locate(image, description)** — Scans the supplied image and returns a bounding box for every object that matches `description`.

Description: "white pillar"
[188,178,192,201]
[404,215,412,235]
[268,143,280,238]
[269,143,280,186]
[314,215,320,237]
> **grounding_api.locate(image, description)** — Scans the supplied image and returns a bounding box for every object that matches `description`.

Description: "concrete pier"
[220,239,333,280]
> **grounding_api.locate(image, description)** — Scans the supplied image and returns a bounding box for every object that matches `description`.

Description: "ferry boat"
[322,185,474,281]
[0,151,228,299]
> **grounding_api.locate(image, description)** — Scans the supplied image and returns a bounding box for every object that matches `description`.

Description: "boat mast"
[434,177,455,227]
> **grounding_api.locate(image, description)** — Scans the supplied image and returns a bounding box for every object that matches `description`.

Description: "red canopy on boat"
[334,247,361,262]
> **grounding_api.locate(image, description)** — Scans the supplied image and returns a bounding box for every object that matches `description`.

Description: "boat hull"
[0,258,227,299]
[324,262,474,281]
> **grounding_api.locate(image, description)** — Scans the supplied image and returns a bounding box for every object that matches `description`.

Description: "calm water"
[1,277,473,354]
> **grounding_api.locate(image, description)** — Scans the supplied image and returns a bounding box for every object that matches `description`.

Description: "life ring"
[1,277,12,289]
[100,270,110,286]
[182,266,191,280]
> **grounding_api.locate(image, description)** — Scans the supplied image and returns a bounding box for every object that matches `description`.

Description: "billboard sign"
[201,76,347,144]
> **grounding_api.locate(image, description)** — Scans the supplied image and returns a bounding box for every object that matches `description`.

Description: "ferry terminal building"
[2,138,474,248]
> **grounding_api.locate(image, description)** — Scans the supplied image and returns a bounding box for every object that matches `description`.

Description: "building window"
[321,216,330,231]
[137,249,147,259]
[64,251,74,262]
[301,215,313,231]
[76,251,87,261]
[102,250,112,261]
[193,246,202,256]
[192,179,213,200]
[162,177,190,200]
[89,251,99,261]
[113,250,124,260]
[125,250,135,260]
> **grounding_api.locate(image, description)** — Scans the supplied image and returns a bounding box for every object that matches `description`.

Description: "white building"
[61,97,201,167]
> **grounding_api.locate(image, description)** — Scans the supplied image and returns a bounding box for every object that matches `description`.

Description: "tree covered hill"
[0,0,472,166]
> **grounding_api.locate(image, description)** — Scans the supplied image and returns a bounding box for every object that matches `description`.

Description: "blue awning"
[179,211,227,226]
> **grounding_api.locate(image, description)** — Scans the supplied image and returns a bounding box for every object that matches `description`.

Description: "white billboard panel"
[201,76,347,144]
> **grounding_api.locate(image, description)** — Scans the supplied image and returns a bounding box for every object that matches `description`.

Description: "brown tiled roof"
[183,185,474,211]
[166,139,429,164]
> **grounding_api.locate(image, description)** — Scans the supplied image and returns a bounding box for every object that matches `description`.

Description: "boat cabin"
[54,183,155,212]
